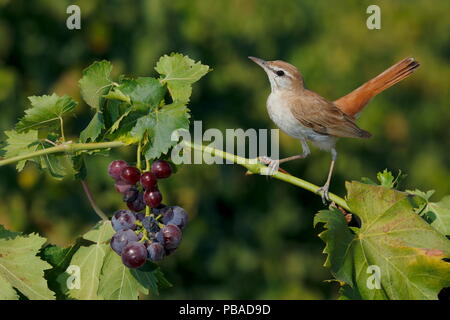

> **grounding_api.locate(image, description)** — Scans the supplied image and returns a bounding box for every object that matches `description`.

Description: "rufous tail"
[334,57,420,117]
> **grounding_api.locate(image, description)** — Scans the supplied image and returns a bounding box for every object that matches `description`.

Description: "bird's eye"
[276,70,285,76]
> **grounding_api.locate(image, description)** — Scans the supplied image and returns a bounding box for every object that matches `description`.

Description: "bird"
[249,56,420,203]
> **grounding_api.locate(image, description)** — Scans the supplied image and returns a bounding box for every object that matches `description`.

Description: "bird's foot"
[317,183,331,205]
[258,156,280,176]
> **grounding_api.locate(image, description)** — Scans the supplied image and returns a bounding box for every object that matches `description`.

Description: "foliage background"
[0,0,449,299]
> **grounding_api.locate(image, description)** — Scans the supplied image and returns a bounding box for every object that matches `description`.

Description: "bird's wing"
[290,90,372,139]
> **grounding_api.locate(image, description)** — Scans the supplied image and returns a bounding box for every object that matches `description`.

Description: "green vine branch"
[181,140,350,211]
[0,141,125,167]
[0,137,349,211]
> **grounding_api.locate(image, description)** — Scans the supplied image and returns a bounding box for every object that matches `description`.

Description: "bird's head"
[249,56,304,92]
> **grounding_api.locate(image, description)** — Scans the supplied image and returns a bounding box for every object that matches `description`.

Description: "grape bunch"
[108,159,188,269]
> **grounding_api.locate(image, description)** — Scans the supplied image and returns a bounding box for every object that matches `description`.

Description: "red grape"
[151,160,172,179]
[120,166,141,185]
[156,224,182,250]
[144,190,163,208]
[140,172,157,190]
[121,242,147,268]
[108,160,128,180]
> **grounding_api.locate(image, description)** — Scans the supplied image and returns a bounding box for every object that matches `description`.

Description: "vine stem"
[0,141,125,167]
[181,140,350,211]
[136,141,142,170]
[80,180,108,221]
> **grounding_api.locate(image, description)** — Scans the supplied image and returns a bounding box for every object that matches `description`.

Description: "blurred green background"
[0,0,449,299]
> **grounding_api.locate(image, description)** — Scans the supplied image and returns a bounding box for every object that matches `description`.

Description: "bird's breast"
[266,91,312,140]
[266,91,337,151]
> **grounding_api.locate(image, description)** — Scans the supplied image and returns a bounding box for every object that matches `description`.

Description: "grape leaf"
[79,60,112,110]
[98,250,171,300]
[41,244,79,299]
[109,107,132,134]
[98,249,146,300]
[103,88,131,104]
[16,94,77,132]
[2,129,40,171]
[118,77,166,111]
[421,196,450,236]
[130,102,190,160]
[376,169,396,188]
[131,261,171,296]
[37,149,76,180]
[0,227,55,300]
[66,221,114,300]
[83,220,115,243]
[80,112,105,142]
[315,182,450,300]
[155,53,209,103]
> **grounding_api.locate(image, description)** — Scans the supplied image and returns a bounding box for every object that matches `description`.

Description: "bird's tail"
[334,57,420,117]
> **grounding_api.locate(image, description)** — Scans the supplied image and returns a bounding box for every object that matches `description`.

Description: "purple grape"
[127,192,146,212]
[121,242,147,268]
[120,166,141,185]
[156,224,182,250]
[147,242,165,262]
[135,212,145,221]
[162,206,188,229]
[152,204,168,215]
[111,210,136,231]
[123,187,138,202]
[142,216,160,233]
[110,229,139,255]
[108,160,128,180]
[151,160,172,179]
[115,180,133,194]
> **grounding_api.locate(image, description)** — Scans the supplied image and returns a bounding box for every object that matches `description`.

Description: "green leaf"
[315,182,450,300]
[155,53,209,103]
[37,144,76,180]
[16,93,77,132]
[83,220,115,243]
[2,129,40,171]
[422,196,450,236]
[0,227,55,300]
[80,112,105,142]
[314,209,354,272]
[98,249,146,300]
[131,102,190,160]
[119,77,166,110]
[376,169,396,188]
[66,221,114,300]
[131,262,171,296]
[103,88,131,104]
[98,250,171,300]
[41,244,80,299]
[109,107,132,134]
[79,60,112,110]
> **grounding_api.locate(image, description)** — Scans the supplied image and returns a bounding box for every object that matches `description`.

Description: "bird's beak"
[248,56,267,68]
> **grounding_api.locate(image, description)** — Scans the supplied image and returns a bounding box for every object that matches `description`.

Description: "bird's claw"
[258,156,279,176]
[317,184,331,205]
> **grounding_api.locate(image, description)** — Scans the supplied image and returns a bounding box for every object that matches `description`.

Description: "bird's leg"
[317,148,337,204]
[259,139,310,175]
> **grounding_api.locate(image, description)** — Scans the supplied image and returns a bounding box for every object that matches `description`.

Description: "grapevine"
[0,53,448,300]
